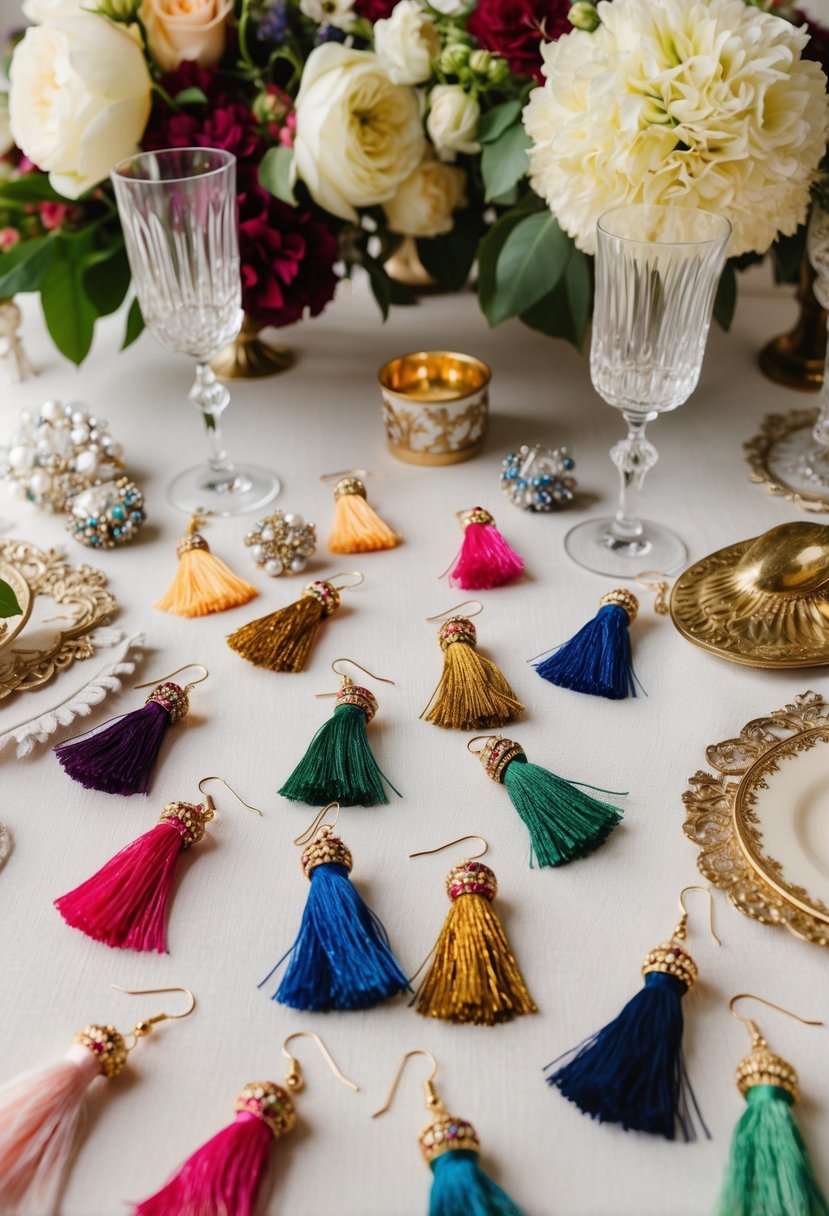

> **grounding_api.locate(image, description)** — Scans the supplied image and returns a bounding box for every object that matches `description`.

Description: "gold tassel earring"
[420,601,524,730]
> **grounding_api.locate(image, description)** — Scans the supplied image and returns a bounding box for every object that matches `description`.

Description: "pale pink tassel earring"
[0,984,195,1216]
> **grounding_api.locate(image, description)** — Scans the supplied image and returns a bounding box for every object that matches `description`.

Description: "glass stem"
[609,411,659,542]
[190,361,234,475]
[813,335,829,451]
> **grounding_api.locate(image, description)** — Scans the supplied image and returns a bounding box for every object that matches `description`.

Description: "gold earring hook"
[675,885,721,947]
[135,663,209,691]
[466,735,496,755]
[729,994,824,1047]
[111,983,196,1048]
[293,802,341,846]
[634,570,671,615]
[328,571,365,590]
[320,469,384,482]
[409,835,488,861]
[371,1049,442,1119]
[425,600,484,622]
[280,1031,360,1094]
[197,776,263,818]
[331,659,395,684]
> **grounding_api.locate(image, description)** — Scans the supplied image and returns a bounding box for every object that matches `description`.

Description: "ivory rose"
[293,44,425,221]
[374,0,439,85]
[384,155,467,236]
[140,0,232,72]
[426,84,480,160]
[9,14,152,199]
[21,0,86,21]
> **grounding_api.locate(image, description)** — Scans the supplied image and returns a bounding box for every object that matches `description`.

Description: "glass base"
[564,516,687,578]
[765,425,829,500]
[166,463,281,517]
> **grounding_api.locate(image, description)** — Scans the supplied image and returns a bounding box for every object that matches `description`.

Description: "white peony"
[427,84,480,160]
[523,0,829,257]
[375,0,439,85]
[384,153,467,235]
[293,43,426,220]
[299,0,356,31]
[9,15,151,199]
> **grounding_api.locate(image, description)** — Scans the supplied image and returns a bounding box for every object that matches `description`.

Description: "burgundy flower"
[797,9,829,82]
[238,173,339,328]
[353,0,396,21]
[144,99,263,165]
[467,0,572,82]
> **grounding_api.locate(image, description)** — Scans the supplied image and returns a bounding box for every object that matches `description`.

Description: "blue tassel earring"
[533,588,639,699]
[259,803,409,1012]
[546,886,720,1140]
[372,1049,527,1216]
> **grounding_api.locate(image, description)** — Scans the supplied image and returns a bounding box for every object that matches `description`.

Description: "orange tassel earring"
[155,512,258,618]
[322,470,401,554]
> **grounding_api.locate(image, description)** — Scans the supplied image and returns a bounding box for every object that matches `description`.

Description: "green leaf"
[416,210,484,292]
[0,579,22,619]
[565,248,592,348]
[173,86,208,105]
[259,146,297,206]
[488,211,571,326]
[476,198,541,318]
[0,235,58,297]
[520,276,578,345]
[713,262,737,331]
[0,174,67,204]
[481,121,531,204]
[39,232,98,366]
[477,100,522,144]
[83,241,131,317]
[770,227,806,284]
[122,297,144,350]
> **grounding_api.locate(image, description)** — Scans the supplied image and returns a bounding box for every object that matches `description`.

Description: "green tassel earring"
[279,659,401,807]
[717,993,828,1216]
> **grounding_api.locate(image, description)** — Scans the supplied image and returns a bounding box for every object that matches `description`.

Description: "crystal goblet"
[565,204,730,576]
[111,148,280,516]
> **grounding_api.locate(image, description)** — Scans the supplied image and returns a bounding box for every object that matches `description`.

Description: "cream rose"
[140,0,231,72]
[293,44,426,221]
[374,0,439,85]
[9,14,151,199]
[426,84,480,161]
[384,155,467,236]
[22,0,87,21]
[299,0,356,31]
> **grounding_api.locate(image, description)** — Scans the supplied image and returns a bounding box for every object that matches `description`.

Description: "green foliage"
[714,262,737,331]
[40,230,100,366]
[122,298,145,350]
[481,120,532,203]
[477,100,522,144]
[83,241,131,317]
[520,250,592,349]
[173,86,208,105]
[417,210,485,292]
[259,146,297,206]
[0,235,58,297]
[0,175,68,205]
[362,254,417,320]
[482,209,572,326]
[0,580,22,619]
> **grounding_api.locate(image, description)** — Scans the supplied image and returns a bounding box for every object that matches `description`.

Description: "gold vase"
[210,315,296,379]
[759,257,827,391]
[384,237,440,291]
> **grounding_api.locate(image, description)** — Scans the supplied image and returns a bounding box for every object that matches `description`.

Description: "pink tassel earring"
[443,507,524,590]
[132,1031,359,1216]
[54,662,209,796]
[0,984,195,1216]
[54,778,262,954]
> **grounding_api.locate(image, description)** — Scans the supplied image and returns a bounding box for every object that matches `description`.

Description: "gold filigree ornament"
[0,539,115,699]
[670,521,829,668]
[683,690,829,946]
[745,409,829,513]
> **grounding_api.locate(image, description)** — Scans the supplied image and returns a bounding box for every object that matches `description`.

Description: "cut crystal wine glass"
[112,148,280,516]
[565,204,730,577]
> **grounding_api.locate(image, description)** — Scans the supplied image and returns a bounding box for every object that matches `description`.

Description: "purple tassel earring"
[54,663,208,796]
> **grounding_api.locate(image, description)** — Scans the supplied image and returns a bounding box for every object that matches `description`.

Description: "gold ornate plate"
[683,691,829,946]
[745,409,829,514]
[0,540,116,700]
[0,560,32,652]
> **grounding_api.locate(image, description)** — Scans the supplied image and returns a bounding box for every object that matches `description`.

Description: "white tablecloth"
[0,272,827,1216]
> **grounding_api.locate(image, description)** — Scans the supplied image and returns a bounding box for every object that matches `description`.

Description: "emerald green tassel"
[279,684,400,808]
[717,1085,829,1216]
[476,737,624,867]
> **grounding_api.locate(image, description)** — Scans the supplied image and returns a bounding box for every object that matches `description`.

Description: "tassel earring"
[322,470,401,553]
[133,1031,359,1216]
[421,601,524,731]
[469,735,624,867]
[54,777,262,953]
[155,512,258,618]
[716,994,827,1216]
[533,588,639,700]
[410,834,536,1025]
[0,983,195,1216]
[372,1049,527,1216]
[227,572,363,672]
[279,658,401,807]
[443,507,524,590]
[54,662,208,796]
[259,803,409,1012]
[546,885,721,1140]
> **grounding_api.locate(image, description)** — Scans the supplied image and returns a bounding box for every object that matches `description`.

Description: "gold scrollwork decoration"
[744,408,829,514]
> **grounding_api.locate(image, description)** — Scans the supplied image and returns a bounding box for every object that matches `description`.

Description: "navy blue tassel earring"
[545,886,720,1140]
[372,1050,527,1216]
[259,803,409,1012]
[533,588,638,699]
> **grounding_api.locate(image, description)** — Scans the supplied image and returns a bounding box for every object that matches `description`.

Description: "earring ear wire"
[197,776,263,817]
[280,1031,360,1094]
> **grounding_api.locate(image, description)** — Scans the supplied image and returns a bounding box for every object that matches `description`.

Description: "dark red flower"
[238,172,339,328]
[353,0,396,20]
[797,9,829,83]
[144,99,263,164]
[467,0,572,82]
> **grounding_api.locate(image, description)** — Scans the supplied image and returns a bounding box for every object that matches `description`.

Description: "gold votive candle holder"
[378,350,491,465]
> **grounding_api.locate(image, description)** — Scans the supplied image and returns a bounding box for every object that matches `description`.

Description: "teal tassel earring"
[279,659,401,807]
[717,993,828,1216]
[372,1050,527,1216]
[533,588,639,699]
[470,735,624,867]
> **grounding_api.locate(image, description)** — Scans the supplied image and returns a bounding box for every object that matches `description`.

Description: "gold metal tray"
[745,409,829,514]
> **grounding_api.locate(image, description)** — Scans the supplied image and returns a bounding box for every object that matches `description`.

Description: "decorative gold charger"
[0,540,115,699]
[745,409,829,514]
[0,560,33,652]
[683,691,829,946]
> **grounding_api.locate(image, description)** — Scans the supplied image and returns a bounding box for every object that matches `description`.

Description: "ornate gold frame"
[683,690,829,947]
[0,540,116,700]
[744,409,829,513]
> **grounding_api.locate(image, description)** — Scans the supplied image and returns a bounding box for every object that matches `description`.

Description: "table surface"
[0,267,827,1216]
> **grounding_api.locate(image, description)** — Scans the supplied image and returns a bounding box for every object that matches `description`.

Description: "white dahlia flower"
[523,0,829,256]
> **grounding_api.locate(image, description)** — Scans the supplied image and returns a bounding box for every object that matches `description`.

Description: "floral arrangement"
[0,0,826,364]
